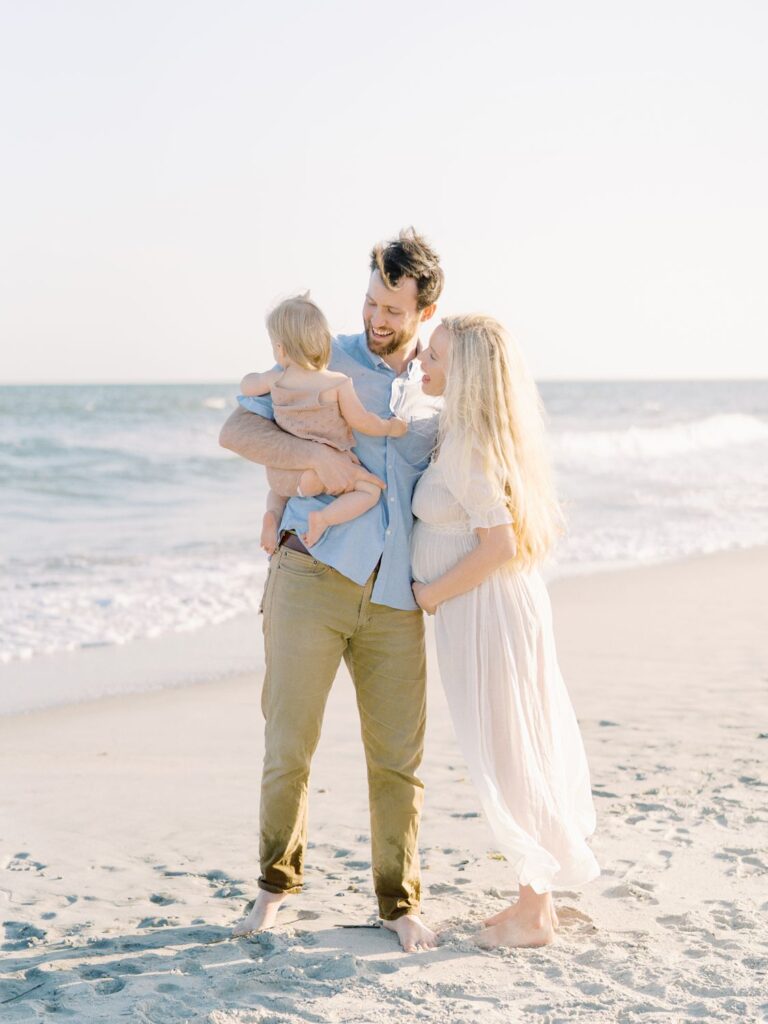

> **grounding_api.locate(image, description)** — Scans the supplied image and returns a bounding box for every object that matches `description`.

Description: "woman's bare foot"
[475,913,556,949]
[484,902,559,930]
[382,914,438,953]
[301,510,329,549]
[232,890,286,936]
[260,511,279,555]
[478,885,557,946]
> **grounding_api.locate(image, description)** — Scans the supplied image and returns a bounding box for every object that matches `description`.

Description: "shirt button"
[385,528,392,536]
[389,497,395,503]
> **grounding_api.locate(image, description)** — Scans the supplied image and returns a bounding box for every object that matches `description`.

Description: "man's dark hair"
[369,227,444,310]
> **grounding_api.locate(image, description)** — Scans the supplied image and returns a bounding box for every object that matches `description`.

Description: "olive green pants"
[258,546,427,920]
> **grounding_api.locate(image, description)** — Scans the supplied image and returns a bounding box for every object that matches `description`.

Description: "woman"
[411,314,599,949]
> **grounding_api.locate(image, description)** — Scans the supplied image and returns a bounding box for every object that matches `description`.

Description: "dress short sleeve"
[440,437,514,532]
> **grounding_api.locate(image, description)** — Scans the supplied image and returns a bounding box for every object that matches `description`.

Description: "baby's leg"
[301,481,380,548]
[261,490,287,555]
[297,468,325,497]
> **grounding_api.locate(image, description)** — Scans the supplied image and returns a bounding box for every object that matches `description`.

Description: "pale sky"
[1,0,766,382]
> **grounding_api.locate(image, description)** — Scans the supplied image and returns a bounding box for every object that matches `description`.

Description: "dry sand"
[1,549,767,1023]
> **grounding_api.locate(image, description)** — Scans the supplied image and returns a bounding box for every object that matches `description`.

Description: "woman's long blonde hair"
[439,314,562,569]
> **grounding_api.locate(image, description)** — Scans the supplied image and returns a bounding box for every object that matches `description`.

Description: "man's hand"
[313,445,386,495]
[412,582,437,615]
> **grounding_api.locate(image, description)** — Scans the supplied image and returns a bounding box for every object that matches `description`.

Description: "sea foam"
[554,414,768,461]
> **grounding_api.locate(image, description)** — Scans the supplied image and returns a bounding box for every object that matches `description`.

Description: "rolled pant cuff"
[257,878,301,896]
[379,905,421,922]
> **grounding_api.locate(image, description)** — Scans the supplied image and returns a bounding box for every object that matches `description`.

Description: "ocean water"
[2,380,767,671]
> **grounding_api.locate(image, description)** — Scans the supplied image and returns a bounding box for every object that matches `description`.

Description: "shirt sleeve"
[236,393,275,421]
[441,440,514,532]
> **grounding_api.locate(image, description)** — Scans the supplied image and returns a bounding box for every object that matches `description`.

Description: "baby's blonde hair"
[266,292,331,370]
[440,313,563,570]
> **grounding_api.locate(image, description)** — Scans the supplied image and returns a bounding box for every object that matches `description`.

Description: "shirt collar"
[354,332,424,378]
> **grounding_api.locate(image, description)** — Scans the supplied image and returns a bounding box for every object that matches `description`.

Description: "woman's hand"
[412,581,438,615]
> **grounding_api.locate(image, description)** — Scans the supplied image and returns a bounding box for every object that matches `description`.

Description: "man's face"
[362,270,426,357]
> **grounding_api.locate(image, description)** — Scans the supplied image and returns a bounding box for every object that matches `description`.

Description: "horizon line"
[1,376,767,387]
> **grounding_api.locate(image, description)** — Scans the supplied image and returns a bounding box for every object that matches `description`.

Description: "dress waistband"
[414,520,473,537]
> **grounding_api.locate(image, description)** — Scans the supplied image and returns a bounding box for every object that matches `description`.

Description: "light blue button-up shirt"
[237,333,442,611]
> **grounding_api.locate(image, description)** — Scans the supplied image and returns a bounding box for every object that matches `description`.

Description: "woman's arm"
[240,368,282,396]
[412,523,517,614]
[337,378,407,437]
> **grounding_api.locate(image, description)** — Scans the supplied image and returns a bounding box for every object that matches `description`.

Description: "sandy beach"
[1,548,766,1023]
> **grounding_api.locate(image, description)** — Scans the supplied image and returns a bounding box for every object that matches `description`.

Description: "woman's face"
[419,325,451,396]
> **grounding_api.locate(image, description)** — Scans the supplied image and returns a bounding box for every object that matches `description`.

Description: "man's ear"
[419,303,437,323]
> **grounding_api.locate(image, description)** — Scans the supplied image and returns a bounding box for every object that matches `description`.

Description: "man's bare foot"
[260,511,279,555]
[475,913,555,949]
[232,890,286,936]
[301,510,329,549]
[382,914,438,953]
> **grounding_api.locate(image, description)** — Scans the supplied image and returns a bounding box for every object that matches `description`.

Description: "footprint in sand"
[149,893,176,906]
[2,921,47,948]
[304,952,360,981]
[80,967,111,980]
[650,849,673,870]
[429,882,462,895]
[708,903,758,931]
[4,853,46,873]
[95,978,125,995]
[204,869,232,882]
[603,882,659,905]
[714,847,767,876]
[550,907,596,934]
[602,858,636,879]
[214,885,246,898]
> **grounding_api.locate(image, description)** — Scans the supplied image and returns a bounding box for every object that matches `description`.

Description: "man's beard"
[364,322,416,357]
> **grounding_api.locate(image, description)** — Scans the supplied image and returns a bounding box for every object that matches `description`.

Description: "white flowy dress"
[411,437,600,893]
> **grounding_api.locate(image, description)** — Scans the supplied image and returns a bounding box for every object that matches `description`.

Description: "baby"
[241,293,407,552]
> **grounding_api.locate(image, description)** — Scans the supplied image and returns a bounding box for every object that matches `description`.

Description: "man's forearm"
[219,407,317,470]
[266,467,302,499]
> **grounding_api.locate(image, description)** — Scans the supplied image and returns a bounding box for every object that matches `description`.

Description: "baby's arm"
[240,368,283,397]
[337,378,407,438]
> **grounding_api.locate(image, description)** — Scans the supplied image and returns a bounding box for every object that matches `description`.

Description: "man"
[219,229,443,952]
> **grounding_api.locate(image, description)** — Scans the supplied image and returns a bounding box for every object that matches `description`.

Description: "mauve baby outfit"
[271,374,355,452]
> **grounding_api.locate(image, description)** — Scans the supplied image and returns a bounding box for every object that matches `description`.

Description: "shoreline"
[3,543,765,718]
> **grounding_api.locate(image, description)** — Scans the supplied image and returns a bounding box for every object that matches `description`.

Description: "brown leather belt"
[279,531,311,556]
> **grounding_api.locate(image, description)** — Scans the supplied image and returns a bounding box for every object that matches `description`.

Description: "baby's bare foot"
[301,511,328,549]
[260,511,279,555]
[382,914,438,953]
[232,890,286,937]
